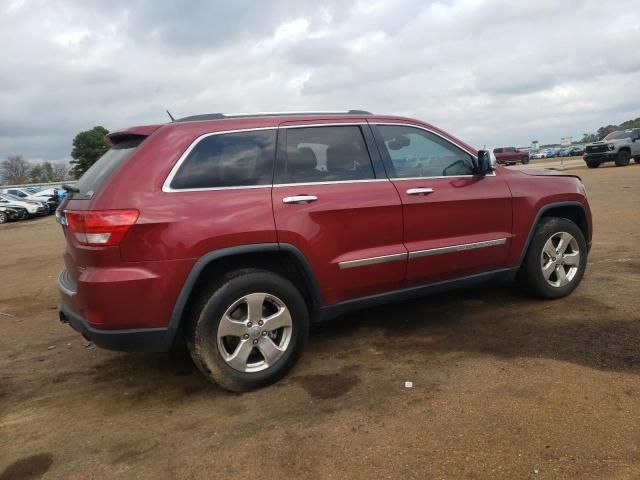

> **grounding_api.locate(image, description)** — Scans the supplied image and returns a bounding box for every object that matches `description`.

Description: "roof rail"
[176,110,372,122]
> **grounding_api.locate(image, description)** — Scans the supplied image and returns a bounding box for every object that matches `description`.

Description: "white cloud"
[0,0,639,160]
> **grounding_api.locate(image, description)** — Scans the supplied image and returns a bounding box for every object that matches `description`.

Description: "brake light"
[64,210,139,246]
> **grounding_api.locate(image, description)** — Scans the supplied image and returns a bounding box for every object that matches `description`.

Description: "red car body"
[58,113,592,352]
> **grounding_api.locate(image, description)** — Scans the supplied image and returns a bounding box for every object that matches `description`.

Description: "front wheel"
[521,156,530,165]
[586,158,601,169]
[615,150,630,167]
[187,269,309,391]
[0,211,7,224]
[518,217,587,299]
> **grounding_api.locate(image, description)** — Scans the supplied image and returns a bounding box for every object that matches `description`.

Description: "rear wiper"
[61,184,80,193]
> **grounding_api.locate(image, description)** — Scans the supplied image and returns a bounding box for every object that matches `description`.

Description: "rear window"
[72,137,144,199]
[169,130,276,190]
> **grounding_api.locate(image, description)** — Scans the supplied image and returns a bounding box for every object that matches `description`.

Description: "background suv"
[57,111,592,391]
[492,146,529,165]
[583,129,640,168]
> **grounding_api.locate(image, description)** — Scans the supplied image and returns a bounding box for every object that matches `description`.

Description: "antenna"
[166,110,175,122]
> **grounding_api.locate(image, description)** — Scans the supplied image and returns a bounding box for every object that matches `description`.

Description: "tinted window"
[493,148,503,153]
[277,126,374,184]
[170,130,275,189]
[378,125,475,178]
[73,137,145,199]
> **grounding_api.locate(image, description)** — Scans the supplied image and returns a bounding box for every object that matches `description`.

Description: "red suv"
[57,111,592,391]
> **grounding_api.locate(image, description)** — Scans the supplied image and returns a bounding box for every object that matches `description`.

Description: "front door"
[372,123,513,288]
[272,122,406,305]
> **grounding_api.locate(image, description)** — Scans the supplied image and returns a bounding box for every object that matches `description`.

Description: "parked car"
[0,205,28,223]
[559,146,584,157]
[530,151,546,159]
[583,129,640,168]
[1,187,57,213]
[544,148,559,158]
[0,194,48,217]
[493,146,529,165]
[57,110,592,391]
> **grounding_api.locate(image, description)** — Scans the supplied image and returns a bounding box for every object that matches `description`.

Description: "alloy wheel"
[216,293,293,373]
[540,231,580,287]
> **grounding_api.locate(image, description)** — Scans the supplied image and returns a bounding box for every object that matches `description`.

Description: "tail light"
[64,210,139,246]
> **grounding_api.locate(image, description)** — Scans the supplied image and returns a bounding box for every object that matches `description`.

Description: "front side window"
[170,130,276,190]
[377,125,475,178]
[276,126,374,184]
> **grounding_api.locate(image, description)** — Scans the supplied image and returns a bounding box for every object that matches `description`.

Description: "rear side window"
[169,130,276,190]
[276,126,374,184]
[73,137,145,199]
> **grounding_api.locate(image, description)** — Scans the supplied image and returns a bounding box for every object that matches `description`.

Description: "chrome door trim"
[338,252,407,270]
[408,238,507,259]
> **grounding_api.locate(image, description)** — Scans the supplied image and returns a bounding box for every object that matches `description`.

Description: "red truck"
[493,146,530,165]
[57,110,592,391]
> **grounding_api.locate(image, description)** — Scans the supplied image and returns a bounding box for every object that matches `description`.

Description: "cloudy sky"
[1,0,639,162]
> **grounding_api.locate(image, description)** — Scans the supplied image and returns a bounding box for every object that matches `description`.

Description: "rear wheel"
[615,150,630,167]
[186,269,309,391]
[586,158,601,169]
[519,217,587,299]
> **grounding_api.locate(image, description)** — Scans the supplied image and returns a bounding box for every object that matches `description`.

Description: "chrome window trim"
[338,252,407,270]
[274,179,388,188]
[373,122,496,179]
[280,122,367,129]
[162,127,277,193]
[408,238,507,259]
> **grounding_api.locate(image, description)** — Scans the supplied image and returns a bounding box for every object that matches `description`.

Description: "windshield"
[603,131,632,140]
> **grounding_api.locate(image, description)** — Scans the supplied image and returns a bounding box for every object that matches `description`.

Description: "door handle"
[406,188,434,195]
[282,195,318,204]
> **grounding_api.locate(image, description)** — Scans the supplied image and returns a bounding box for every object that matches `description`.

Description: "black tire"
[0,212,7,224]
[615,150,630,167]
[635,157,640,164]
[521,156,530,165]
[518,217,587,299]
[586,158,601,169]
[186,268,309,392]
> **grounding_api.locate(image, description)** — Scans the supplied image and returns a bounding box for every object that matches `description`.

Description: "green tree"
[69,126,110,179]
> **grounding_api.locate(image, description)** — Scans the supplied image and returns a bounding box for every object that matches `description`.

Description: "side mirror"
[476,150,494,175]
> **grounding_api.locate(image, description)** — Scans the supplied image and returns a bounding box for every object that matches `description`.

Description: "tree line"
[0,126,110,186]
[581,117,640,143]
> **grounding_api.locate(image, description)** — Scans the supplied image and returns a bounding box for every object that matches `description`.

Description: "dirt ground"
[1,163,639,480]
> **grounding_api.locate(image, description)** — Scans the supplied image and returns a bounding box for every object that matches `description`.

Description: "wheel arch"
[517,201,590,267]
[168,243,323,341]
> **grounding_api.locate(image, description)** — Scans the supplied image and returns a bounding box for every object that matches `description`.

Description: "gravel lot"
[1,163,639,480]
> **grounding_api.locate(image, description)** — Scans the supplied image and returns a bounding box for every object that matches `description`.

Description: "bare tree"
[1,155,31,185]
[51,161,69,182]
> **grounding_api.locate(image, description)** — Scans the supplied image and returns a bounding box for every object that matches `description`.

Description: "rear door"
[272,122,406,305]
[371,123,513,288]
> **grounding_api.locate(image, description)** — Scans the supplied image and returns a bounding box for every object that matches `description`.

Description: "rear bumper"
[59,302,175,352]
[58,268,179,352]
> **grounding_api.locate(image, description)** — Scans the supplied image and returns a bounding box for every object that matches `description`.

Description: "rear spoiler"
[106,125,162,146]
